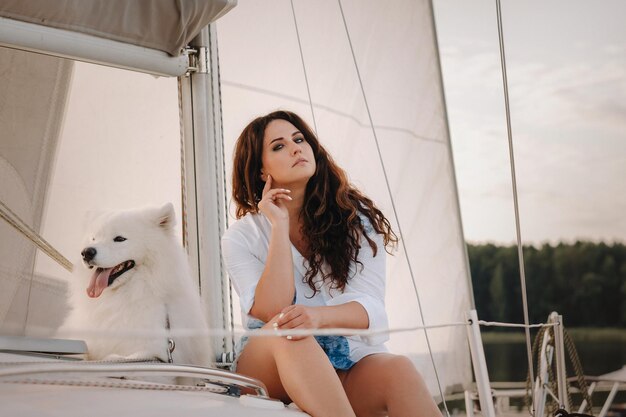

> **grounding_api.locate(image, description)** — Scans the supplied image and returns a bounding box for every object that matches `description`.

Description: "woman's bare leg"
[338,353,442,417]
[235,319,356,417]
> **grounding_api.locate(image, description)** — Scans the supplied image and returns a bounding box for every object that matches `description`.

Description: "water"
[483,335,626,382]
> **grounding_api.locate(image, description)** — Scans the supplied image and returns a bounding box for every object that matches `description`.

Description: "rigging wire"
[336,1,450,415]
[494,0,536,414]
[289,0,319,135]
[0,200,73,272]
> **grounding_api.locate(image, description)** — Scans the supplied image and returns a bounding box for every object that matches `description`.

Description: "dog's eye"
[113,236,127,242]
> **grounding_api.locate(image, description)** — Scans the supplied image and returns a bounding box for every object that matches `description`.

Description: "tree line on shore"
[467,241,626,328]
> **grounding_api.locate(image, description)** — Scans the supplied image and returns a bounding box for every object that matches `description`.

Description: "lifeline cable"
[46,320,471,341]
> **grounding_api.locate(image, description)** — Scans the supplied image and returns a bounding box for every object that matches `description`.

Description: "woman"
[222,110,441,417]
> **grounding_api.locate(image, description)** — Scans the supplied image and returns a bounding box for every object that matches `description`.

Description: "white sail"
[216,0,473,395]
[0,47,73,335]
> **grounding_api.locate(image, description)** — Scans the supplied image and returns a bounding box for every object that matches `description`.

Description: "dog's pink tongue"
[87,268,113,298]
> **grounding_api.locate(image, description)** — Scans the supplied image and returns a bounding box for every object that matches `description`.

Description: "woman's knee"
[376,354,424,387]
[387,354,416,371]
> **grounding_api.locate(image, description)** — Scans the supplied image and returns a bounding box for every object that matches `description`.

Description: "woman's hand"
[275,304,323,341]
[257,175,291,226]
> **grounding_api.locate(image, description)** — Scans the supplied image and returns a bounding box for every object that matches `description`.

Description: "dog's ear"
[155,202,176,229]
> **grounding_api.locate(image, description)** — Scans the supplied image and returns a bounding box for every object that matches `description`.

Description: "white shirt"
[221,212,389,363]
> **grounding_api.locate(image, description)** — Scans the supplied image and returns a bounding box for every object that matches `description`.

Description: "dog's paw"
[126,350,163,362]
[102,352,158,362]
[102,353,131,362]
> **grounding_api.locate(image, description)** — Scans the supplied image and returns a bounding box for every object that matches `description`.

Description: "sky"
[432,0,626,245]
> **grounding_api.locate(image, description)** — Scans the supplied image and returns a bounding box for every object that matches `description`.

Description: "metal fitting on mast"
[185,46,210,75]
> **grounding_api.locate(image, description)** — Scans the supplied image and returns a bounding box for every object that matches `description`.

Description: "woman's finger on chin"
[262,175,272,193]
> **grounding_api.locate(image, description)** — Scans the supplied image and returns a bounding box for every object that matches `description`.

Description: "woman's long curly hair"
[231,110,397,295]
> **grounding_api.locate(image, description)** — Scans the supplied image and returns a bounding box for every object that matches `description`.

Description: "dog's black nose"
[81,247,97,262]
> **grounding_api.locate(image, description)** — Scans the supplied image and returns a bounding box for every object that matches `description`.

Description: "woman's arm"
[249,221,295,321]
[249,175,296,322]
[276,301,369,337]
[318,302,369,329]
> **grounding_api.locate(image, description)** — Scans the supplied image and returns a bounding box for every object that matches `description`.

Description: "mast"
[180,25,233,362]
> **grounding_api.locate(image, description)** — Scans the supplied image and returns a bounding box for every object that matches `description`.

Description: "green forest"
[467,241,626,328]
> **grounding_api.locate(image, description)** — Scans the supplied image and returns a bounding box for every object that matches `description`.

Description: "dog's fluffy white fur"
[59,203,212,367]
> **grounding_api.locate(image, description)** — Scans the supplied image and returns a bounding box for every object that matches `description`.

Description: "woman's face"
[261,119,316,187]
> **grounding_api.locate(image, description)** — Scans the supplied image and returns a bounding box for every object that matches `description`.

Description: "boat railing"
[0,353,269,398]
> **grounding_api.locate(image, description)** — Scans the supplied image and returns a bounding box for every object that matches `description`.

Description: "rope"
[564,330,593,413]
[5,377,227,393]
[479,320,557,329]
[494,2,536,413]
[0,358,162,367]
[0,200,73,272]
[335,1,450,415]
[205,26,231,363]
[1,357,227,393]
[524,325,593,415]
[177,77,189,250]
[210,24,237,363]
[526,326,542,412]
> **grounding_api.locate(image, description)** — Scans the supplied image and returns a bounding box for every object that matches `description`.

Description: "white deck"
[0,351,308,417]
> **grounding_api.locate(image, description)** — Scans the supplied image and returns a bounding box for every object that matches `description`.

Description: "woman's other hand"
[275,304,322,341]
[257,175,291,226]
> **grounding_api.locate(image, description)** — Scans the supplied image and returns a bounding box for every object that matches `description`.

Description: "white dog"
[59,203,212,368]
